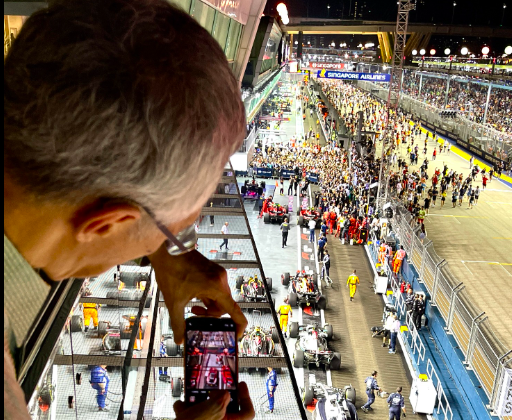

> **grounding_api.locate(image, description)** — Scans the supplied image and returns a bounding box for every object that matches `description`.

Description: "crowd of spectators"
[400,71,512,134]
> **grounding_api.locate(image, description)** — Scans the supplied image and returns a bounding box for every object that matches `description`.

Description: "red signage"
[309,62,344,70]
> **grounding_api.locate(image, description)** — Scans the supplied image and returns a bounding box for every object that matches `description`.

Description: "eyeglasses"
[141,206,197,256]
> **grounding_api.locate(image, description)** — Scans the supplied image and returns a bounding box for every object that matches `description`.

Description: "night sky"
[266,0,510,26]
[265,0,511,56]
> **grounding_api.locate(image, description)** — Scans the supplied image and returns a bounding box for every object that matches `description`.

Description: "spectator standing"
[322,250,331,279]
[280,218,290,248]
[388,315,401,354]
[346,270,360,302]
[220,222,229,251]
[318,235,327,261]
[309,219,316,243]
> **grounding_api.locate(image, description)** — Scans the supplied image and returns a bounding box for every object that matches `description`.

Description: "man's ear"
[73,201,142,243]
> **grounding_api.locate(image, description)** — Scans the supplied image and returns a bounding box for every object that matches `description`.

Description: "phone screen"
[185,317,238,412]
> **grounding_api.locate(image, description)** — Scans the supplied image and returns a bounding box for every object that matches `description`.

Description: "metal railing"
[427,359,454,420]
[383,193,511,413]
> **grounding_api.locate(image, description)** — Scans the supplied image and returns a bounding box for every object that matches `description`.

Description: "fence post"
[418,240,432,284]
[465,314,488,368]
[445,283,464,333]
[430,259,446,306]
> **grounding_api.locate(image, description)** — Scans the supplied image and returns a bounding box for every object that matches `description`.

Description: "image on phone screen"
[185,319,239,411]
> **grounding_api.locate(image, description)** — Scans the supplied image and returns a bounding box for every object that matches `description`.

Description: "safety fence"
[381,195,511,416]
[366,246,452,419]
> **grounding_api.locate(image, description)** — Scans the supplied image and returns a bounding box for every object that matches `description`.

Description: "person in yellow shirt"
[82,302,99,332]
[346,270,360,302]
[277,298,293,338]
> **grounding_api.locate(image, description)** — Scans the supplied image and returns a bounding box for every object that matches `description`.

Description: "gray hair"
[4,0,245,224]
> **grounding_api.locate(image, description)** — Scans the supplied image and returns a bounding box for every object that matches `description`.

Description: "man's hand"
[149,247,247,344]
[174,382,254,420]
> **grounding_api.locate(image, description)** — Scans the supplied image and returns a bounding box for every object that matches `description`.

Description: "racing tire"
[266,277,272,291]
[344,385,357,404]
[282,272,290,286]
[172,378,183,398]
[263,213,270,224]
[329,352,341,370]
[293,349,304,368]
[346,401,358,420]
[271,328,280,344]
[236,276,244,289]
[325,324,333,340]
[70,315,83,333]
[289,292,298,308]
[166,340,179,356]
[304,387,314,406]
[98,321,109,338]
[289,322,299,338]
[317,295,327,310]
[298,216,304,226]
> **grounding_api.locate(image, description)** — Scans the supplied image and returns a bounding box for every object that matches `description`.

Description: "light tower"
[376,0,415,208]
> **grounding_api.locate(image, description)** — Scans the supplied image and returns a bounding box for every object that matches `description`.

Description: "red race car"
[297,207,322,228]
[221,365,234,388]
[188,365,200,388]
[264,203,289,224]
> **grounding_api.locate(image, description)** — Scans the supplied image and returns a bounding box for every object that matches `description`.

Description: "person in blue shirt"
[361,370,381,413]
[387,387,406,419]
[318,235,327,261]
[266,366,278,414]
[320,221,328,236]
[90,365,110,412]
[159,336,168,379]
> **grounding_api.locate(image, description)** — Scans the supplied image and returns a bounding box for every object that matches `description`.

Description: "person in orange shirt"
[392,246,406,274]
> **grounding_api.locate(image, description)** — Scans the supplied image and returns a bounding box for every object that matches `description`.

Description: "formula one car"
[206,367,219,387]
[188,365,201,388]
[304,383,358,420]
[235,275,272,303]
[263,203,289,224]
[282,271,327,310]
[290,323,340,370]
[297,207,322,228]
[221,365,235,387]
[240,326,279,356]
[241,180,264,199]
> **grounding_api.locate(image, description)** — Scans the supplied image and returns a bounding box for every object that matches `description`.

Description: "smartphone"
[184,317,239,413]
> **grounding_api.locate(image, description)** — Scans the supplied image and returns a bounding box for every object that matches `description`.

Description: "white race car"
[304,383,358,420]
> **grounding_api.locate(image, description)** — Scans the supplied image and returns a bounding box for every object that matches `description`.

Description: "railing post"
[430,259,446,306]
[445,283,464,333]
[418,240,432,284]
[465,314,488,368]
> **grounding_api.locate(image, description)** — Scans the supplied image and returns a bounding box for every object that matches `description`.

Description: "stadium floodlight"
[430,49,436,55]
[444,48,451,55]
[276,3,287,14]
[461,47,469,55]
[331,42,335,47]
[295,41,298,45]
[482,46,490,55]
[419,49,426,55]
[412,49,418,55]
[506,46,512,55]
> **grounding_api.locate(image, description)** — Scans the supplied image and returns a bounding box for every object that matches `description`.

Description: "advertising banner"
[496,368,512,416]
[281,169,295,179]
[309,62,344,70]
[255,167,273,178]
[307,173,319,183]
[316,69,390,82]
